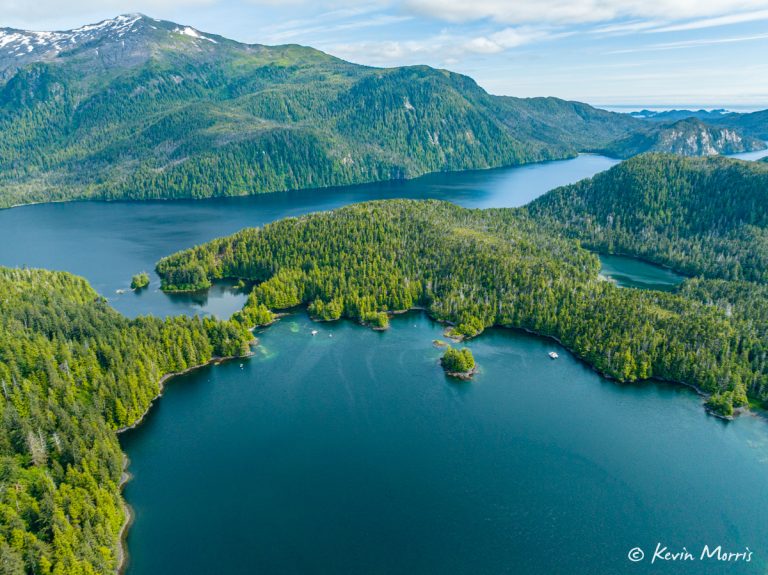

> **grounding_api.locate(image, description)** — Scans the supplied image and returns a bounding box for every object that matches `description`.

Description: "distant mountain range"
[628,109,734,122]
[626,108,768,144]
[600,118,764,159]
[0,14,765,208]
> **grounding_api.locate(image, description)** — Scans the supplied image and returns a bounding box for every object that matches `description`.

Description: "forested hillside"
[0,15,623,208]
[0,267,251,574]
[0,14,761,209]
[600,118,763,158]
[156,200,766,416]
[714,108,768,140]
[528,154,768,281]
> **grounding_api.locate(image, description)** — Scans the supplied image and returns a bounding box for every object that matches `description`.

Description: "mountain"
[628,108,733,122]
[599,118,764,158]
[528,154,768,281]
[713,108,768,141]
[626,109,768,143]
[0,14,762,208]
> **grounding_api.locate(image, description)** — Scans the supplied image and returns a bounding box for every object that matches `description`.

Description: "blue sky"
[3,0,768,109]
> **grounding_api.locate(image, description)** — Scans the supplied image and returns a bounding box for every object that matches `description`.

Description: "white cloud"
[649,8,768,32]
[404,0,768,25]
[264,14,412,43]
[590,20,665,35]
[608,31,768,53]
[322,26,555,66]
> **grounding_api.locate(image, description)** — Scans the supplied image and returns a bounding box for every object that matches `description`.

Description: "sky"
[2,0,768,109]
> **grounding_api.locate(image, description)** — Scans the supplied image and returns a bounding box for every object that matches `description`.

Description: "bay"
[1,154,766,574]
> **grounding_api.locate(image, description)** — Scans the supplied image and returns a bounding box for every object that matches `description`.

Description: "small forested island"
[156,159,768,419]
[441,348,477,379]
[0,267,252,573]
[131,271,150,290]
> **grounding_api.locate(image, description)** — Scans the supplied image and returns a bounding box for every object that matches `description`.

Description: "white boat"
[311,330,319,336]
[548,352,559,359]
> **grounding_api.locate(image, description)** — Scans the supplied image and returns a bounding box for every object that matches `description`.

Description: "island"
[155,157,768,421]
[441,347,477,379]
[131,271,150,290]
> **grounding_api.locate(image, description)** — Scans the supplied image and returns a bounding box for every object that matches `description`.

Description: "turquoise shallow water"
[1,154,767,574]
[599,254,686,291]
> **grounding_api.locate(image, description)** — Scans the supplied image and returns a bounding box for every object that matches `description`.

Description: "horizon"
[2,1,768,109]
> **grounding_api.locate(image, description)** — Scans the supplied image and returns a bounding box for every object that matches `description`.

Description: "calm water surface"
[729,148,768,161]
[121,314,768,575]
[0,154,615,319]
[599,254,686,291]
[2,154,767,574]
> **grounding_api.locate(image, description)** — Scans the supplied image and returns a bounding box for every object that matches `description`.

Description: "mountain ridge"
[600,118,764,158]
[0,14,764,208]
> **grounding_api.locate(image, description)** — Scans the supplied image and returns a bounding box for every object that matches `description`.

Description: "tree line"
[0,267,252,574]
[157,199,765,416]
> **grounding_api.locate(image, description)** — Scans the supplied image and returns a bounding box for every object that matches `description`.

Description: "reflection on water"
[126,279,250,318]
[0,154,617,318]
[599,253,685,291]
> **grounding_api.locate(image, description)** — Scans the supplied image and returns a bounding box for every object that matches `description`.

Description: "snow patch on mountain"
[173,26,217,43]
[0,14,144,60]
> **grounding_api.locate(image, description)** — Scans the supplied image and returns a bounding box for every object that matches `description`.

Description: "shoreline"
[114,353,251,574]
[110,305,758,572]
[115,354,251,435]
[116,460,134,575]
[254,303,751,421]
[509,324,749,420]
[428,310,745,419]
[1,153,584,212]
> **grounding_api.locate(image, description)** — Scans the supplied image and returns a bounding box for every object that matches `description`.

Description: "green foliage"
[529,154,768,282]
[363,311,390,329]
[599,119,764,159]
[159,264,212,292]
[0,267,251,573]
[451,316,486,338]
[309,297,344,321]
[706,392,737,418]
[131,272,150,290]
[0,16,660,209]
[233,300,275,328]
[156,199,767,405]
[442,348,476,374]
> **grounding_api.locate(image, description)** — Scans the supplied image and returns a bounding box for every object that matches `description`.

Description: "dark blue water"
[0,154,616,319]
[121,314,768,575]
[1,153,767,574]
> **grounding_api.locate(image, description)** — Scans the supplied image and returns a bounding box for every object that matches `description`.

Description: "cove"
[120,313,768,575]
